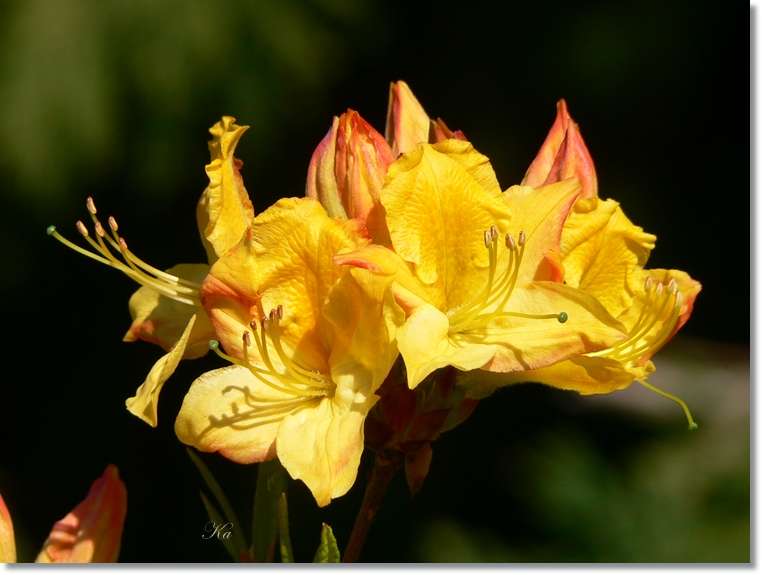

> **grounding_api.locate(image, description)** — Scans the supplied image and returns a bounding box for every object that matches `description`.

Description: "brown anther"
[242,331,251,346]
[644,276,653,291]
[261,317,269,332]
[94,221,105,237]
[119,237,129,251]
[250,319,258,332]
[505,233,515,251]
[277,304,284,320]
[76,221,89,237]
[518,230,527,246]
[490,225,498,241]
[108,216,119,232]
[483,230,491,249]
[86,197,97,215]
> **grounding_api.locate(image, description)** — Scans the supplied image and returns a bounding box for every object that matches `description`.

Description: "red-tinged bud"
[306,110,394,243]
[0,492,15,563]
[385,81,431,157]
[522,99,598,199]
[36,465,127,563]
[429,118,468,144]
[405,444,433,497]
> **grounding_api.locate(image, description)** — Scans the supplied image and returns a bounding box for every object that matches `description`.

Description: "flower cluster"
[49,81,700,508]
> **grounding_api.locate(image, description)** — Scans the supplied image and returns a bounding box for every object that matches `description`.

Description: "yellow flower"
[174,198,401,507]
[1,465,127,563]
[336,139,627,389]
[48,117,253,426]
[485,102,701,407]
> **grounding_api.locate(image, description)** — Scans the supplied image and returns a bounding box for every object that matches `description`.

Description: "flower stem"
[342,449,404,563]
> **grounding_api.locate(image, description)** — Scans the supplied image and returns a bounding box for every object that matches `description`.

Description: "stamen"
[518,230,526,247]
[505,233,515,251]
[108,216,118,232]
[86,196,97,215]
[76,221,89,237]
[637,379,698,430]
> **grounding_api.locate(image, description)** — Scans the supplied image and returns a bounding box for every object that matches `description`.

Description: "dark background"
[0,0,748,562]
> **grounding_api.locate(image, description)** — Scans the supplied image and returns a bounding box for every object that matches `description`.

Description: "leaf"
[313,523,341,563]
[199,491,239,563]
[252,458,289,562]
[187,448,248,554]
[278,492,294,563]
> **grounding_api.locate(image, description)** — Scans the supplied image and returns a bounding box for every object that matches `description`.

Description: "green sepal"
[278,492,294,563]
[313,523,340,563]
[199,491,240,563]
[187,448,247,554]
[252,458,289,562]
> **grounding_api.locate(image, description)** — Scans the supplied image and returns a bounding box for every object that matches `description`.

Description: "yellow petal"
[175,365,304,464]
[0,492,15,563]
[381,142,510,302]
[125,312,198,427]
[36,465,127,563]
[202,117,254,260]
[562,198,656,319]
[475,281,627,372]
[123,263,214,360]
[385,80,430,156]
[277,393,377,507]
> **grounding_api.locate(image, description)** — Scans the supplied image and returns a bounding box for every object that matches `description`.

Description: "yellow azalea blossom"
[48,117,253,426]
[336,139,627,389]
[1,465,127,563]
[175,197,401,507]
[485,101,701,404]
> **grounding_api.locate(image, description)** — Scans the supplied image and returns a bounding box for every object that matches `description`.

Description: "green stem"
[342,449,404,563]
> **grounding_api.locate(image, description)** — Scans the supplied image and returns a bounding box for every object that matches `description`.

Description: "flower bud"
[522,99,598,199]
[306,110,394,243]
[36,465,127,563]
[385,81,431,157]
[0,492,15,563]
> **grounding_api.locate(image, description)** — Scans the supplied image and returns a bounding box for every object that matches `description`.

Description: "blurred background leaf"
[0,0,745,563]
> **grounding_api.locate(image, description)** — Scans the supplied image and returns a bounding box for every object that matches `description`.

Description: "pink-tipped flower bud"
[306,109,394,244]
[522,99,598,199]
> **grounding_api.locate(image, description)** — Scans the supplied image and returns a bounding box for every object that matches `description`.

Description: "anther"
[490,226,498,242]
[667,277,677,295]
[505,233,515,251]
[558,312,569,323]
[242,330,251,346]
[261,317,269,332]
[46,225,56,236]
[654,281,664,297]
[119,237,129,251]
[94,221,105,237]
[250,320,258,332]
[518,231,526,247]
[644,276,653,292]
[208,340,219,350]
[277,304,284,320]
[108,216,119,232]
[86,197,97,215]
[76,221,89,236]
[269,308,278,323]
[675,291,683,308]
[484,230,491,249]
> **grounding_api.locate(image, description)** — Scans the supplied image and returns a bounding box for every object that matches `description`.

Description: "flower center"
[47,197,201,306]
[209,304,335,400]
[447,226,567,333]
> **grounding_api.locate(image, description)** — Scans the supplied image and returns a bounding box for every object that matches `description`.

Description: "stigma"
[448,226,568,333]
[209,305,335,401]
[47,197,200,306]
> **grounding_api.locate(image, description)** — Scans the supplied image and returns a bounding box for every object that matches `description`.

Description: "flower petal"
[0,492,15,563]
[175,365,309,464]
[123,263,214,359]
[125,312,198,427]
[385,80,431,157]
[36,465,127,563]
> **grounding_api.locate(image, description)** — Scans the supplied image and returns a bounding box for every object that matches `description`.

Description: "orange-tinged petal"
[175,365,298,464]
[123,263,214,360]
[306,111,394,243]
[522,99,598,199]
[36,465,127,563]
[126,312,198,427]
[0,492,15,563]
[385,80,431,157]
[201,117,254,261]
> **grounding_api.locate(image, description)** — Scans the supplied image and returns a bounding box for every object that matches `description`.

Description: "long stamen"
[637,378,698,430]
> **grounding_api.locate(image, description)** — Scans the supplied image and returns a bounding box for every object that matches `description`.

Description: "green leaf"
[278,492,294,563]
[313,523,341,563]
[252,458,289,562]
[186,448,247,554]
[199,491,240,563]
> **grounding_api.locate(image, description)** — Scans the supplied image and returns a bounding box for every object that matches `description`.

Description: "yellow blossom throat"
[447,226,568,333]
[47,197,201,306]
[209,305,335,400]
